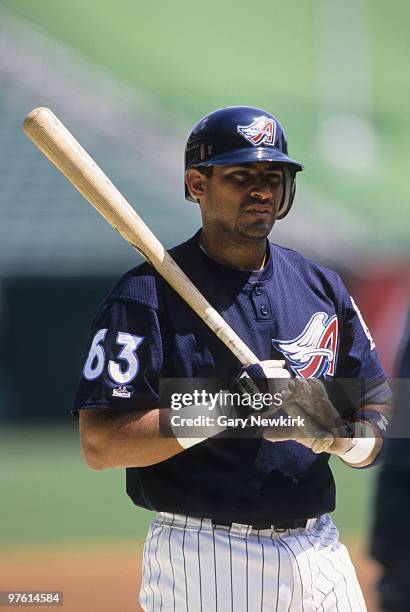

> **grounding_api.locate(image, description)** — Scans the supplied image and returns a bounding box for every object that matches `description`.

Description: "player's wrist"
[339,421,377,465]
[339,412,388,467]
[169,393,234,450]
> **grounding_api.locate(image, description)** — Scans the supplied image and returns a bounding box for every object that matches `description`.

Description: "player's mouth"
[242,205,274,217]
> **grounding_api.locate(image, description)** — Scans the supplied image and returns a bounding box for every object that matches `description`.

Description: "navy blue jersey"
[74,231,390,524]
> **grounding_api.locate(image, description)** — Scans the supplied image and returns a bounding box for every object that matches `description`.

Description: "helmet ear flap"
[276,167,296,220]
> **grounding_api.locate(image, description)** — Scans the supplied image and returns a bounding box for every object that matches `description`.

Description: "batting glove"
[234,360,291,417]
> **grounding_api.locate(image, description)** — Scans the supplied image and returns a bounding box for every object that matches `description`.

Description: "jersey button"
[260,305,269,316]
[254,285,262,296]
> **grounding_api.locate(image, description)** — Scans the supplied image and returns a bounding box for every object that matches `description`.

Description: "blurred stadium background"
[0,1,408,610]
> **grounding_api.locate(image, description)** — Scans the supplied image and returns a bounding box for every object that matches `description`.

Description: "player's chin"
[235,219,275,240]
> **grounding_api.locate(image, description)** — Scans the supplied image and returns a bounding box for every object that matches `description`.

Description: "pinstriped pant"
[139,513,366,612]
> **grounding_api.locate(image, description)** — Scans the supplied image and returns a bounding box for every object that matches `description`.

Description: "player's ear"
[185,168,207,201]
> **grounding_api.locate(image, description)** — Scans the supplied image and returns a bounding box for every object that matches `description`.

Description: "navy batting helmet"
[184,106,303,219]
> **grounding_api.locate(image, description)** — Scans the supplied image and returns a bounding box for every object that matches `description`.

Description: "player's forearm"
[80,407,184,469]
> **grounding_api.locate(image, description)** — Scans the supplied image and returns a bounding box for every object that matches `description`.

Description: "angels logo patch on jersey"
[272,312,339,378]
[237,116,276,147]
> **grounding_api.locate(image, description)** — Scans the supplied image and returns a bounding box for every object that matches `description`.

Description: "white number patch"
[83,328,108,380]
[83,329,144,383]
[108,332,144,384]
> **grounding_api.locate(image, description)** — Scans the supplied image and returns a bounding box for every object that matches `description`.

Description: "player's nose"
[250,181,274,201]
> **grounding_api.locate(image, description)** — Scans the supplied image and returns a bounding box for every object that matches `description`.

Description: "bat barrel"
[23,107,259,366]
[23,107,163,260]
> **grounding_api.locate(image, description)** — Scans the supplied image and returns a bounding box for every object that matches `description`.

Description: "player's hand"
[282,378,348,430]
[234,360,291,416]
[264,378,354,454]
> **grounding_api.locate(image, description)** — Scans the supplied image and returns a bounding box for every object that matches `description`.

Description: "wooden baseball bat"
[22,107,333,451]
[22,107,259,365]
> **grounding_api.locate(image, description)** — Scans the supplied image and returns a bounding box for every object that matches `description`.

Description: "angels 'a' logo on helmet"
[272,313,339,378]
[237,116,276,147]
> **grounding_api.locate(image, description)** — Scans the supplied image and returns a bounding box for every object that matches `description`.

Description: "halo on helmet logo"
[237,116,276,147]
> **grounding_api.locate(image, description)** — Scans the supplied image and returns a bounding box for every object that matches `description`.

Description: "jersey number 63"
[83,328,144,384]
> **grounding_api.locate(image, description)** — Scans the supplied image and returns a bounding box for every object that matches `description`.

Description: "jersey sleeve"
[72,298,163,416]
[335,275,392,407]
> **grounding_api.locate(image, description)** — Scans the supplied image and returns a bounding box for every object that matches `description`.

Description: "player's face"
[197,162,284,240]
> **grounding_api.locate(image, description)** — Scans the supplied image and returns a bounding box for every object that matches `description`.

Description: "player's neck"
[199,230,267,271]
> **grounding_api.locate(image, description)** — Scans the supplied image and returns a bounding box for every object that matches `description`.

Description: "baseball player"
[74,106,391,611]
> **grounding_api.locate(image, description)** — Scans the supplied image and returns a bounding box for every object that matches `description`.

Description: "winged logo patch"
[272,313,339,378]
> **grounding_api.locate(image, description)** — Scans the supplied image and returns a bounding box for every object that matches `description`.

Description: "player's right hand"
[264,378,344,454]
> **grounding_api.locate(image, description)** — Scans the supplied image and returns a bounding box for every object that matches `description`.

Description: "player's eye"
[230,170,251,180]
[266,174,282,187]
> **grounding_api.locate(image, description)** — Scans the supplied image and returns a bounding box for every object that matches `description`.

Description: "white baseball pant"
[139,512,366,611]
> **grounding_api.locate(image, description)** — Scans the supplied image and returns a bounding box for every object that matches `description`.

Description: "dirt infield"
[0,538,380,611]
